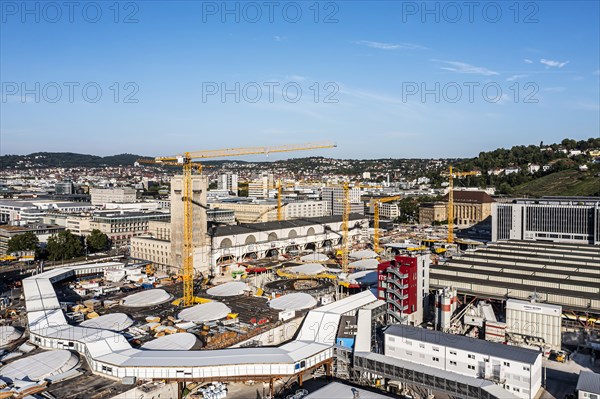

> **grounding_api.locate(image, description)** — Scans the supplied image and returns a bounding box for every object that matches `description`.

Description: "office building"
[322,186,364,216]
[90,187,137,206]
[492,197,600,244]
[217,173,238,193]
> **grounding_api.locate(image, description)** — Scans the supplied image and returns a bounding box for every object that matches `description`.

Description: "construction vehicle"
[550,350,567,363]
[145,263,156,277]
[369,195,402,253]
[139,142,335,307]
[445,166,479,243]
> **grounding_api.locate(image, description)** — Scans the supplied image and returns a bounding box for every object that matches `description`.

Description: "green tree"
[46,230,84,261]
[86,229,109,253]
[7,232,39,253]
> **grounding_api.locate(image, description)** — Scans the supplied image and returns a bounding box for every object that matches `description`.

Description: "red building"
[378,255,424,325]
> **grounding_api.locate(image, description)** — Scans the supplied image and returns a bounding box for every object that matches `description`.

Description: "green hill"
[513,169,600,197]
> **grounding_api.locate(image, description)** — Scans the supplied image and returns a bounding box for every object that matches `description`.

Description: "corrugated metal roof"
[385,324,540,364]
[577,371,600,394]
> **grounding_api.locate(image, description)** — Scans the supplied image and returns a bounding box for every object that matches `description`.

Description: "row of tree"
[7,229,110,261]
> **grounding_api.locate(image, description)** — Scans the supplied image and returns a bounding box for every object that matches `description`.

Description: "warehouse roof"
[385,324,540,364]
[577,371,600,394]
[213,214,366,237]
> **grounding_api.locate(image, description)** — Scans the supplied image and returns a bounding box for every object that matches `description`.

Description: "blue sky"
[1,1,599,159]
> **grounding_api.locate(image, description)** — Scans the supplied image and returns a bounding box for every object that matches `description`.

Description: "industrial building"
[505,299,562,351]
[429,240,600,313]
[383,324,543,399]
[492,196,600,244]
[377,253,430,326]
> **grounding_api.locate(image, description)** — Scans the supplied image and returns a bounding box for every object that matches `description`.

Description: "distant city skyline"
[1,1,598,158]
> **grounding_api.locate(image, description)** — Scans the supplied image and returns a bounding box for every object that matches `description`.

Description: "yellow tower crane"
[143,142,336,307]
[446,166,479,243]
[325,182,381,273]
[369,195,402,253]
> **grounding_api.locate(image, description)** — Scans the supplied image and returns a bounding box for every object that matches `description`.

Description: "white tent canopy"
[206,282,248,297]
[0,350,79,383]
[80,313,134,331]
[121,289,171,308]
[178,301,232,323]
[287,263,328,275]
[142,333,198,350]
[349,250,378,260]
[349,258,379,270]
[0,326,22,347]
[346,270,378,285]
[269,293,318,311]
[300,253,329,262]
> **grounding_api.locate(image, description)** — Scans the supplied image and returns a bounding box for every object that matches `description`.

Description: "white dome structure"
[287,263,328,275]
[269,293,317,311]
[121,289,171,307]
[300,253,329,262]
[0,350,79,383]
[349,250,378,260]
[178,302,232,323]
[206,282,248,297]
[346,270,378,285]
[349,258,379,270]
[80,313,134,332]
[142,333,199,350]
[0,326,22,347]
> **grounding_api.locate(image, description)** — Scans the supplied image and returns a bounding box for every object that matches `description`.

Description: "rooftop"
[577,371,600,394]
[385,324,540,364]
[441,190,495,204]
[213,213,366,237]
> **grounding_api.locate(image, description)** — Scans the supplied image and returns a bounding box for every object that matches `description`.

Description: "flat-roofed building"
[384,324,542,399]
[492,196,600,244]
[577,371,600,399]
[0,223,65,254]
[429,240,600,313]
[90,187,137,206]
[90,211,170,247]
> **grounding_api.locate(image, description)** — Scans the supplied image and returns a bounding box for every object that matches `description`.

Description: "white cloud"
[506,74,528,82]
[436,60,499,76]
[274,35,285,42]
[594,69,600,76]
[524,59,533,64]
[540,58,569,68]
[356,40,428,50]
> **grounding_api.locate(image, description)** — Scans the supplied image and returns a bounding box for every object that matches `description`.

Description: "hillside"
[513,169,600,197]
[0,152,144,169]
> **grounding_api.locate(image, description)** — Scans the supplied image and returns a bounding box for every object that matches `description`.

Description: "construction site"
[0,144,599,399]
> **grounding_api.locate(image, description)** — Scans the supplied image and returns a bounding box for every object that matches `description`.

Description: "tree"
[86,229,109,253]
[46,230,84,261]
[7,232,39,253]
